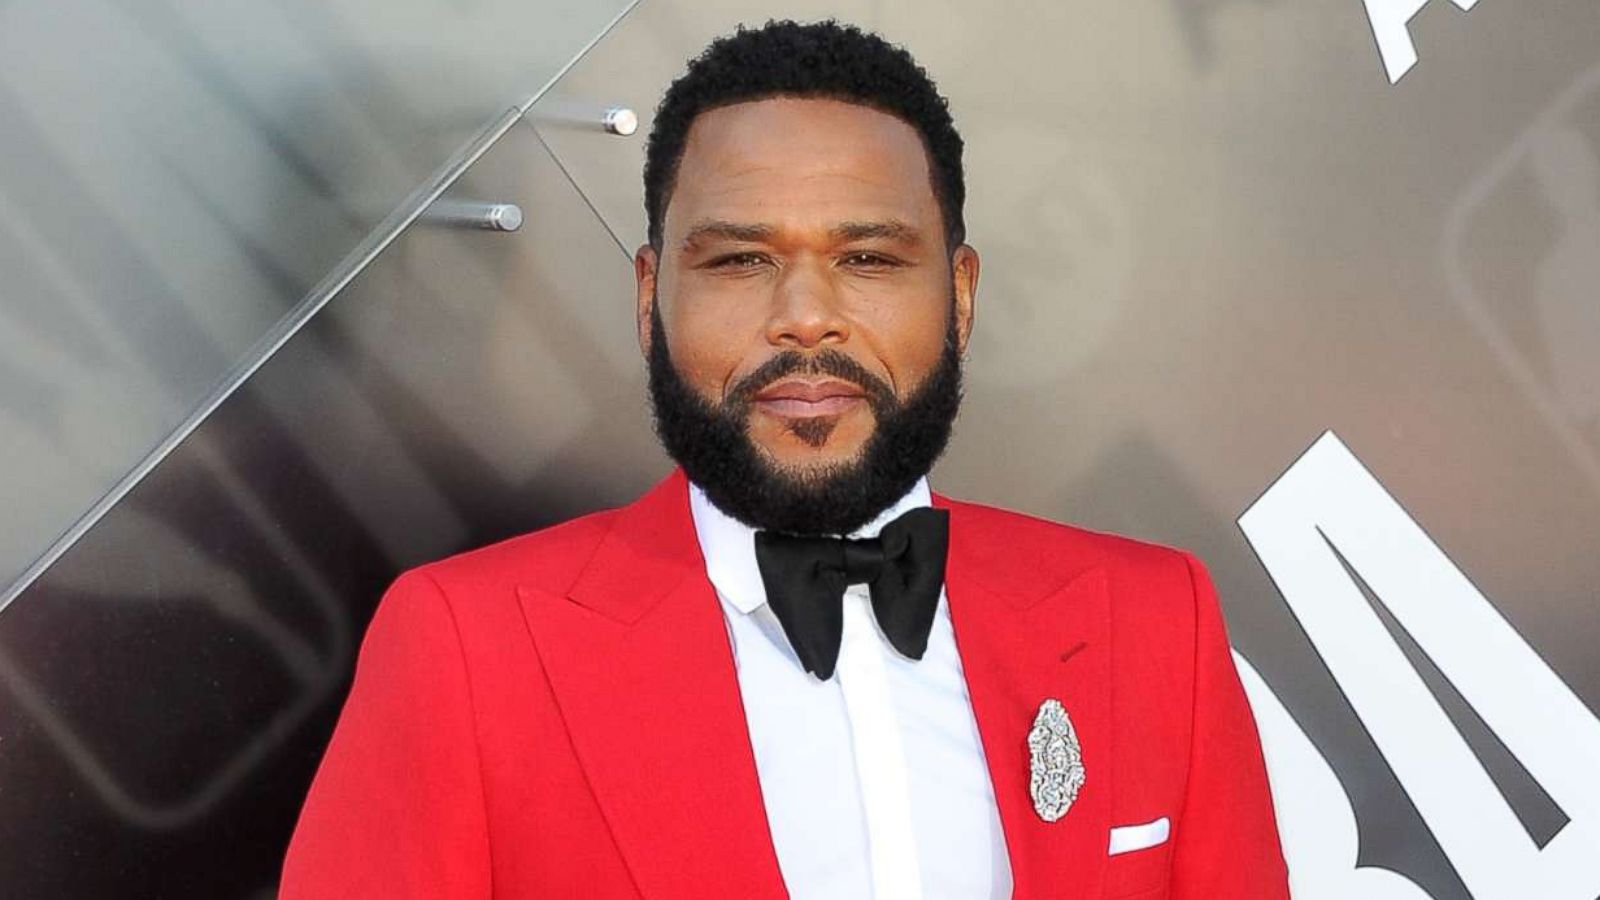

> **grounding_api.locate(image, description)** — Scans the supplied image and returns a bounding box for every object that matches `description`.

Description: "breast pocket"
[1105,844,1170,898]
[1104,817,1172,898]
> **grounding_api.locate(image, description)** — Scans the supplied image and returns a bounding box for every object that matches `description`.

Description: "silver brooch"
[1028,698,1086,822]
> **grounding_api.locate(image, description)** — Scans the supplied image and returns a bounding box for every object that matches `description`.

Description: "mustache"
[724,349,896,413]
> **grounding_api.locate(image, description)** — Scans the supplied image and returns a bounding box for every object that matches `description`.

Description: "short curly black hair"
[643,19,965,253]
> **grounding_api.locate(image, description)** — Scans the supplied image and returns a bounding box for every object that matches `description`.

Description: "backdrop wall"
[1,2,1595,897]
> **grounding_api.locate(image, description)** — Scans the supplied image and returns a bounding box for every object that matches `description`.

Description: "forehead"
[666,96,938,240]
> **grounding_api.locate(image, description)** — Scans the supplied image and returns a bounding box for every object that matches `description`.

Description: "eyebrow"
[679,218,924,251]
[830,219,922,244]
[680,220,774,250]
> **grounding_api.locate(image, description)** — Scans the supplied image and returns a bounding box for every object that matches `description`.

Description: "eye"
[706,251,770,270]
[841,251,902,269]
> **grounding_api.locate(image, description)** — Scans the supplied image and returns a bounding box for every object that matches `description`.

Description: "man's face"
[636,97,979,531]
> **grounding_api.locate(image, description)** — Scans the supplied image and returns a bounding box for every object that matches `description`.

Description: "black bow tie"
[753,507,950,680]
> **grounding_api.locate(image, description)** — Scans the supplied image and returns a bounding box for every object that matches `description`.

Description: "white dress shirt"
[689,479,1013,900]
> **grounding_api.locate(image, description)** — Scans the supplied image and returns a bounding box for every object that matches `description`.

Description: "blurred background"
[0,1,1596,897]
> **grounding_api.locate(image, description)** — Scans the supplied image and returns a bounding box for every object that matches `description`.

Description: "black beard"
[647,303,963,536]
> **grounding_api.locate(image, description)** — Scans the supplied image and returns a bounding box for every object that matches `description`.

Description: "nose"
[763,256,849,349]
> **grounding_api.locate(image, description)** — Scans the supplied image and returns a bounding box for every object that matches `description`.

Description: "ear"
[950,243,979,354]
[634,243,659,359]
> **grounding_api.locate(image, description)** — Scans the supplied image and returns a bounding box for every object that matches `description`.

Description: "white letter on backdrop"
[1238,431,1600,899]
[1363,0,1482,84]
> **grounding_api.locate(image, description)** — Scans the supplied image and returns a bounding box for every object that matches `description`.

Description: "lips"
[753,378,867,417]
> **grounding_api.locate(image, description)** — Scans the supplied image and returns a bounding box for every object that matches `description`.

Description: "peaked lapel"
[516,470,788,899]
[937,495,1113,899]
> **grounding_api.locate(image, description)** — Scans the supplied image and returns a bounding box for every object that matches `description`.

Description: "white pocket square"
[1107,816,1170,855]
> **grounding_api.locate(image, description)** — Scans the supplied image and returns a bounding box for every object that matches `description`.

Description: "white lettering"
[1364,0,1482,84]
[1234,652,1432,898]
[1238,431,1600,898]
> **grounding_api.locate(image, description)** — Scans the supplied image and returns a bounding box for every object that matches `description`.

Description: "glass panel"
[0,115,650,899]
[0,0,637,598]
[524,0,861,252]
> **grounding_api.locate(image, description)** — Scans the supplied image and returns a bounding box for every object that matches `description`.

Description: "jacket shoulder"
[407,505,621,598]
[941,495,1212,641]
[941,494,1194,572]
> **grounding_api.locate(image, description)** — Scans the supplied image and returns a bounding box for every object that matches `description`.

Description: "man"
[281,19,1289,900]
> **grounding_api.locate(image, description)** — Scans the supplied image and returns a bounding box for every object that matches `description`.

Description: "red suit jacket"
[281,470,1288,899]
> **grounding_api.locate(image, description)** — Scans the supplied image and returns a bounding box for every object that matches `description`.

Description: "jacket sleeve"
[1169,552,1290,899]
[280,571,493,899]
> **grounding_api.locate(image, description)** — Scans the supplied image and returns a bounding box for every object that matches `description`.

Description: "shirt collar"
[688,476,934,616]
